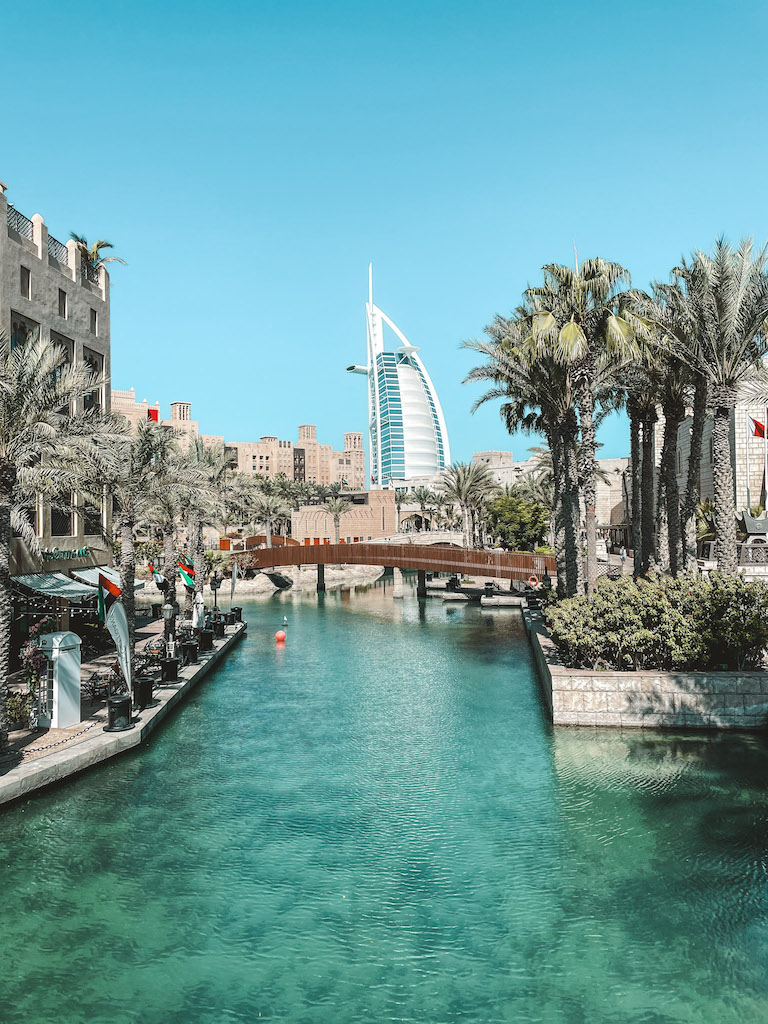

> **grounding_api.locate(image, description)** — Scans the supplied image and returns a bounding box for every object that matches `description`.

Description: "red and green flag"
[179,566,195,589]
[97,573,121,623]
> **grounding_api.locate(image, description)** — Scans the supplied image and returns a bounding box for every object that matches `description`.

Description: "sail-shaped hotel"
[347,265,450,488]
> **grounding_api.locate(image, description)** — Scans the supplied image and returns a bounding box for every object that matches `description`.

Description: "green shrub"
[545,573,768,671]
[6,691,33,728]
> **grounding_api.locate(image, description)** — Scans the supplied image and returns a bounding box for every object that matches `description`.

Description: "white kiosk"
[37,632,82,729]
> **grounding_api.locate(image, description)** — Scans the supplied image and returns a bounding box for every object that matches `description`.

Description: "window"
[83,348,103,412]
[20,266,30,299]
[10,311,39,350]
[51,494,73,537]
[90,308,98,335]
[83,500,102,536]
[58,289,67,318]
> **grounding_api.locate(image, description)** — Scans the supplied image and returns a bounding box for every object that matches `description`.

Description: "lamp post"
[210,569,221,613]
[162,599,178,656]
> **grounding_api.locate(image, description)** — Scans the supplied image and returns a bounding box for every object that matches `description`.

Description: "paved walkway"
[0,621,247,806]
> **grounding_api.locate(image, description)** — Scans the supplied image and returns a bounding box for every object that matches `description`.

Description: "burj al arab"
[347,265,451,488]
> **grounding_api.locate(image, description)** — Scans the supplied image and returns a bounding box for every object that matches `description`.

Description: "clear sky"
[3,1,767,473]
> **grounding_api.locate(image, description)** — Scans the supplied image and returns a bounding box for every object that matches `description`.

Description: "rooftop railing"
[81,259,99,284]
[47,234,68,265]
[7,205,33,241]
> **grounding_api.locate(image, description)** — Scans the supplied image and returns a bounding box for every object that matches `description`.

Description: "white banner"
[106,601,132,693]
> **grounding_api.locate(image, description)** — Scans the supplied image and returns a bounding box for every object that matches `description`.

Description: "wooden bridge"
[250,543,556,593]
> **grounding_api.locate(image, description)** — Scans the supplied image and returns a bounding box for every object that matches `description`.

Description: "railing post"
[417,569,427,599]
[317,564,325,593]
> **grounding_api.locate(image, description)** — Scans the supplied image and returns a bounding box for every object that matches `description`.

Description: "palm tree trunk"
[577,373,598,592]
[195,523,205,603]
[711,389,739,575]
[681,374,707,568]
[641,409,658,573]
[661,401,684,575]
[119,517,136,687]
[461,505,471,548]
[162,521,177,605]
[549,433,567,595]
[334,518,340,544]
[265,519,273,548]
[0,461,16,742]
[629,405,642,575]
[561,421,583,596]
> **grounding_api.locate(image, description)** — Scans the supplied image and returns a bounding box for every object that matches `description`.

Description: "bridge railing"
[250,543,556,581]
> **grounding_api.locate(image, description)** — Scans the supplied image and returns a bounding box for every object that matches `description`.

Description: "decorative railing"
[81,259,100,284]
[739,544,768,564]
[47,234,68,265]
[7,206,33,240]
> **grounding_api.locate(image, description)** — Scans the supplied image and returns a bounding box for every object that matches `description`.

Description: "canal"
[2,576,768,1023]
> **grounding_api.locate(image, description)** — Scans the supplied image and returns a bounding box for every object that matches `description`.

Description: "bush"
[6,691,33,728]
[545,573,768,671]
[484,495,548,551]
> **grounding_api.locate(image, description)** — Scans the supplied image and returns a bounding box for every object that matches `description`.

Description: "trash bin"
[199,629,214,651]
[161,657,179,682]
[135,676,154,710]
[213,619,226,639]
[151,603,162,620]
[231,606,242,622]
[180,639,198,666]
[104,694,133,732]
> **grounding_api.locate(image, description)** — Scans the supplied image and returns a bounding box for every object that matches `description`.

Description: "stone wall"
[524,609,768,730]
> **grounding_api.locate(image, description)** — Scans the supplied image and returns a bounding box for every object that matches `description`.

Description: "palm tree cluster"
[466,239,768,594]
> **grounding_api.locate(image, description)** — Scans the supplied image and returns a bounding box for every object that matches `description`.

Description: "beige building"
[0,183,111,575]
[111,389,225,450]
[291,490,396,544]
[229,424,365,488]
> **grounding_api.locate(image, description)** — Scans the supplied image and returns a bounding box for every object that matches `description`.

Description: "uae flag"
[97,573,121,623]
[751,417,766,438]
[147,562,167,586]
[179,566,195,589]
[178,558,194,577]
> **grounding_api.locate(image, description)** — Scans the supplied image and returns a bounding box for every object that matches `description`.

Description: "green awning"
[13,573,98,600]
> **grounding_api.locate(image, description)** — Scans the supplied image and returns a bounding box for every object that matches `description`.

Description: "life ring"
[528,574,540,589]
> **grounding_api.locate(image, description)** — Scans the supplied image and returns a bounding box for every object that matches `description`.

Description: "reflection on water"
[1,578,768,1024]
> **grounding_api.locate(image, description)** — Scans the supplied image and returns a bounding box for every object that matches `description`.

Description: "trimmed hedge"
[545,573,768,671]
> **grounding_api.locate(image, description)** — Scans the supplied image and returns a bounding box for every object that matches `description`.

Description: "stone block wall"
[524,610,768,730]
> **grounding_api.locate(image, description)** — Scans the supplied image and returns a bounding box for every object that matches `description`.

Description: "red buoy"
[275,630,286,642]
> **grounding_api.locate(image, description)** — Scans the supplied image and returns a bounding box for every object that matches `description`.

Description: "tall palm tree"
[184,440,233,605]
[636,239,768,574]
[411,486,435,531]
[324,497,351,544]
[70,234,126,268]
[99,422,175,681]
[465,320,582,595]
[249,492,288,547]
[524,258,636,590]
[394,491,406,533]
[0,336,126,740]
[439,463,498,549]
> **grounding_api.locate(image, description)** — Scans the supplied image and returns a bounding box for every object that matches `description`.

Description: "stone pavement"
[0,621,247,807]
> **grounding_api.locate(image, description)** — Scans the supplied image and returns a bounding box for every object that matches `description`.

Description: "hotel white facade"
[347,265,450,488]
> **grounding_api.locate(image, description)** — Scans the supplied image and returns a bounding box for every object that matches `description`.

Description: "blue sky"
[3,1,768,472]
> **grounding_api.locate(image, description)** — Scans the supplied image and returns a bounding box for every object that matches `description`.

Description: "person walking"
[619,545,627,572]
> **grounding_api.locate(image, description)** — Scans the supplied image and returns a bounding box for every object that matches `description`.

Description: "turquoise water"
[3,577,768,1024]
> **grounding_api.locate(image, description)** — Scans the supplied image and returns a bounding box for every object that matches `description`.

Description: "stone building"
[228,425,365,488]
[290,490,396,544]
[675,402,767,512]
[111,389,224,450]
[0,183,111,575]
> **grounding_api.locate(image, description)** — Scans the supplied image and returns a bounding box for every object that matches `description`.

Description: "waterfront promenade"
[0,620,246,807]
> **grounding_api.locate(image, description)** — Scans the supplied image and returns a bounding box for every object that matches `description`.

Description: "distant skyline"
[2,1,768,467]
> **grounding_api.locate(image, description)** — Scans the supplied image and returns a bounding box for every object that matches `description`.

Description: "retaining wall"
[524,610,768,730]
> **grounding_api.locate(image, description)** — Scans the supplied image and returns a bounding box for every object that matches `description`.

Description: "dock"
[0,621,246,808]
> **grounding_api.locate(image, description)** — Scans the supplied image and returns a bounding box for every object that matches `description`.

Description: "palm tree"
[394,491,406,533]
[249,492,288,547]
[184,440,233,606]
[439,463,498,549]
[99,422,175,684]
[465,321,582,595]
[0,336,126,740]
[637,239,768,574]
[70,234,126,268]
[524,258,636,590]
[324,497,351,544]
[411,486,435,531]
